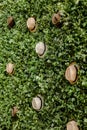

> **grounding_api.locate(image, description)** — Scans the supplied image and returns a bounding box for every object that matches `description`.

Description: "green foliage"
[0,0,87,129]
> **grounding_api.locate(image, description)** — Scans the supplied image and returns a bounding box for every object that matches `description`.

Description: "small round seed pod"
[7,16,15,28]
[52,12,61,25]
[6,63,14,74]
[35,42,47,58]
[67,121,79,130]
[12,106,18,117]
[32,95,43,111]
[65,62,79,84]
[27,17,37,32]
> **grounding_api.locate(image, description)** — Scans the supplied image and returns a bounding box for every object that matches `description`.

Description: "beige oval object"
[67,121,79,130]
[7,16,15,28]
[65,63,78,84]
[6,63,14,74]
[52,13,61,25]
[27,17,36,32]
[65,65,76,81]
[35,42,46,57]
[12,106,18,117]
[32,95,43,111]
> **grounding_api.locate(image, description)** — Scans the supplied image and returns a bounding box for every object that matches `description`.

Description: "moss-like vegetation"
[0,0,87,129]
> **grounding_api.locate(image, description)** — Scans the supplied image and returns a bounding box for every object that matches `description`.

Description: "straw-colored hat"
[7,16,15,28]
[32,95,43,111]
[27,17,37,32]
[65,62,79,84]
[6,63,14,74]
[35,42,47,58]
[12,106,18,117]
[66,120,79,130]
[52,12,61,25]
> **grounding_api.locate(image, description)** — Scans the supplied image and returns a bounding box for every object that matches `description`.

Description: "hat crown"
[6,63,14,74]
[52,13,61,24]
[35,42,45,55]
[65,65,76,82]
[67,121,79,130]
[27,17,35,30]
[32,97,41,110]
[7,17,13,24]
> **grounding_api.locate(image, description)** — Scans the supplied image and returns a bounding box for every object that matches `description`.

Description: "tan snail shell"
[27,17,36,32]
[66,121,79,130]
[6,63,14,74]
[35,42,47,58]
[7,16,15,28]
[32,95,43,111]
[52,12,61,25]
[65,62,79,84]
[12,106,18,117]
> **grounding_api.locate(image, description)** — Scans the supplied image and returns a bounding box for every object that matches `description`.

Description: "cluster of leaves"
[0,0,87,130]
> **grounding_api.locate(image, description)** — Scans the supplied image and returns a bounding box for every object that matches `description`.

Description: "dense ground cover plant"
[0,0,87,129]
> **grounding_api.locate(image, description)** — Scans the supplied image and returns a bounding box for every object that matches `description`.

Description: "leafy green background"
[0,0,87,130]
